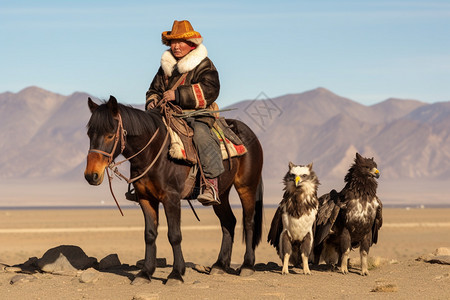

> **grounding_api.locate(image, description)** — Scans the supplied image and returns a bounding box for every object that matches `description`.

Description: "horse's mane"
[87,102,161,137]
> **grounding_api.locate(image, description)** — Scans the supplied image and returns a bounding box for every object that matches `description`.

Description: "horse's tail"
[244,177,263,248]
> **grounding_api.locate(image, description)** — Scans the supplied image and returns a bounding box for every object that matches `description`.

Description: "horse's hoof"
[239,267,255,277]
[166,271,184,285]
[131,271,151,285]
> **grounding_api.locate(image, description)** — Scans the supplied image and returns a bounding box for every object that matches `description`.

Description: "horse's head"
[84,95,123,185]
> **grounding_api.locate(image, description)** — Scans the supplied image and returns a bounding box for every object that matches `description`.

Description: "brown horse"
[84,96,263,284]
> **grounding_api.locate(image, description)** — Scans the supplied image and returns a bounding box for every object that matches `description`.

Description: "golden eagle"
[267,162,319,275]
[313,153,382,276]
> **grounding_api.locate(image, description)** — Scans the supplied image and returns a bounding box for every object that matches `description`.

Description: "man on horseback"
[145,20,224,206]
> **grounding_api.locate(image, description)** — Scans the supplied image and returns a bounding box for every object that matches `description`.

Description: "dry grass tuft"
[371,281,398,293]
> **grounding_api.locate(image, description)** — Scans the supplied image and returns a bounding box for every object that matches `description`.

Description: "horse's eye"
[106,134,115,140]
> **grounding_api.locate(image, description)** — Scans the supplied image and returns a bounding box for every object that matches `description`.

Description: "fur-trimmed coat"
[145,44,220,126]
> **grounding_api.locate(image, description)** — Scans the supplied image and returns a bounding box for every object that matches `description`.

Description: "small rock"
[132,293,160,300]
[39,253,78,275]
[99,254,121,270]
[434,247,450,256]
[79,268,100,283]
[37,245,97,274]
[10,274,35,285]
[5,267,22,273]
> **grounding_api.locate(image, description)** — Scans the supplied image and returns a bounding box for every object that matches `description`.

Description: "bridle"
[89,113,127,163]
[88,111,169,215]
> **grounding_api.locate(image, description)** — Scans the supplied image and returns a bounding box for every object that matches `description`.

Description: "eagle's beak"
[373,168,380,179]
[295,176,301,186]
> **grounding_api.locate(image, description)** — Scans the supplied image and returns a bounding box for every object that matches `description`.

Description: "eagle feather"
[267,162,319,275]
[313,153,383,276]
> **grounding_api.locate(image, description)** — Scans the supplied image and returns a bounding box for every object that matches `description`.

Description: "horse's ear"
[307,162,313,170]
[88,97,98,113]
[107,95,119,117]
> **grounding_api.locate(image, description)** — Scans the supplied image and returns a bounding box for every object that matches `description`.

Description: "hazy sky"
[1,0,449,106]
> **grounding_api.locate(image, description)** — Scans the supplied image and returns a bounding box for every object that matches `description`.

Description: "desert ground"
[1,206,449,300]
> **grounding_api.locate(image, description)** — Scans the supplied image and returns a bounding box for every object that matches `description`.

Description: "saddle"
[164,102,247,164]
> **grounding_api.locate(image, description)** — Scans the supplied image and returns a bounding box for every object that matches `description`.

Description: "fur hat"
[162,20,203,46]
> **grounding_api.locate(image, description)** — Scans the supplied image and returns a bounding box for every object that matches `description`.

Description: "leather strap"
[169,73,188,91]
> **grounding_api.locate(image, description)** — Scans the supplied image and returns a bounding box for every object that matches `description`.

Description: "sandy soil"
[1,207,449,299]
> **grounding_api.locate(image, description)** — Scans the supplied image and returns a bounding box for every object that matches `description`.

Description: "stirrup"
[197,181,220,206]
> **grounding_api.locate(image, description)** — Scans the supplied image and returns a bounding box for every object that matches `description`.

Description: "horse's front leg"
[132,198,159,285]
[163,194,185,284]
[210,187,236,275]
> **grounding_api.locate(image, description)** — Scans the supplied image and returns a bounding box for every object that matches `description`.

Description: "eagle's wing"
[371,196,383,245]
[314,189,343,247]
[267,205,284,252]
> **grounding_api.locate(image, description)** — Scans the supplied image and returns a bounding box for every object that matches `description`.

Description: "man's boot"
[197,178,220,206]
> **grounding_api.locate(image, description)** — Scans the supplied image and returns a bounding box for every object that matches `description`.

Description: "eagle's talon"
[267,162,319,281]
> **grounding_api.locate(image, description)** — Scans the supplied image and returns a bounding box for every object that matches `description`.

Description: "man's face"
[170,39,192,59]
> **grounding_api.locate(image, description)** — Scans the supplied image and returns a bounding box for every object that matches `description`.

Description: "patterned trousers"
[187,118,224,179]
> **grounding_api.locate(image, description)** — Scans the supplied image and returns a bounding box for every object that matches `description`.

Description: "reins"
[89,111,169,215]
[109,127,168,184]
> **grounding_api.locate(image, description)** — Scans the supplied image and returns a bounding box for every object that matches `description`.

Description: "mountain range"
[221,88,450,181]
[0,86,449,206]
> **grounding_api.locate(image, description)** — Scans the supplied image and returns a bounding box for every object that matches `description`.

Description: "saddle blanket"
[168,123,247,162]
